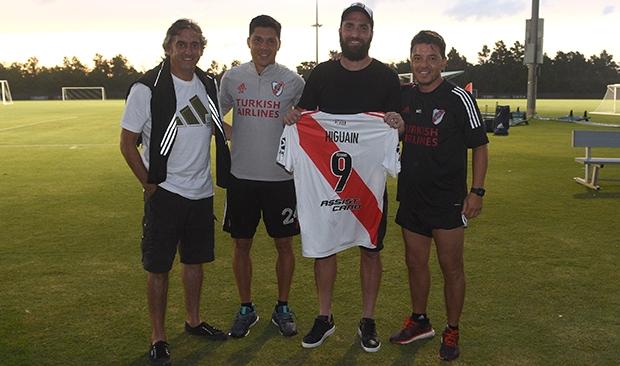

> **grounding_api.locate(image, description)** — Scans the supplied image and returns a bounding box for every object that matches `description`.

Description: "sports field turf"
[1,100,618,365]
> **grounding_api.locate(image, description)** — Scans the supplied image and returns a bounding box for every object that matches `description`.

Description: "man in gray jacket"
[219,14,305,338]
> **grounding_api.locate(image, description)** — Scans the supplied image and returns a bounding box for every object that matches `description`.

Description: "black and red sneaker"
[439,326,460,361]
[389,316,435,345]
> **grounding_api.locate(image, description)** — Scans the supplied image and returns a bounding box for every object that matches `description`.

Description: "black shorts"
[141,188,215,273]
[359,189,388,252]
[395,201,465,238]
[223,175,300,239]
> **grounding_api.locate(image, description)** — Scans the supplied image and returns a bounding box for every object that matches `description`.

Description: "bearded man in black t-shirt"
[389,30,489,362]
[284,2,402,353]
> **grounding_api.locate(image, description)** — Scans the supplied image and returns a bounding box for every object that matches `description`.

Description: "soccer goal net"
[61,86,106,101]
[398,73,413,84]
[592,84,620,116]
[1,80,13,105]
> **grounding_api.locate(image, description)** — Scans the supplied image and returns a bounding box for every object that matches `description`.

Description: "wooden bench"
[572,130,620,190]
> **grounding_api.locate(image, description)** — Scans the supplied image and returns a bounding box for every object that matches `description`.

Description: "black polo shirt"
[398,80,489,209]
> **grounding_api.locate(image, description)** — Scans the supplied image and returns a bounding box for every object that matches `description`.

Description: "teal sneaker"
[271,304,297,337]
[229,305,259,338]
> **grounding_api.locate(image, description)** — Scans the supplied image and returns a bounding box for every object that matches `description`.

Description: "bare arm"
[212,120,233,141]
[119,128,157,197]
[223,121,232,141]
[216,71,234,141]
[462,144,488,219]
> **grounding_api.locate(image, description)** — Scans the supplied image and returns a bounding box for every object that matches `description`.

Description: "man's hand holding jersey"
[384,112,404,134]
[283,108,303,125]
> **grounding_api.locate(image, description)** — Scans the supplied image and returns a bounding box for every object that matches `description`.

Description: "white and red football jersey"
[277,111,400,258]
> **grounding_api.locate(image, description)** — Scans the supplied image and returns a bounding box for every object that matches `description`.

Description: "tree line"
[0,54,143,100]
[1,41,618,100]
[443,41,619,99]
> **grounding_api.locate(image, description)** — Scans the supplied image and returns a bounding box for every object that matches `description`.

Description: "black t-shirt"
[398,80,489,209]
[298,59,401,113]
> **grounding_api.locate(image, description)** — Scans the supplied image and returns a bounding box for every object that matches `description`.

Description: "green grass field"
[477,99,620,125]
[1,100,619,365]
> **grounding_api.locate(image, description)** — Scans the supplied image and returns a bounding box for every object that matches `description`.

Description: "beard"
[339,34,371,61]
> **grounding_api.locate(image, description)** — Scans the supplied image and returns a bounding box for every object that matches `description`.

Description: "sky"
[1,0,618,72]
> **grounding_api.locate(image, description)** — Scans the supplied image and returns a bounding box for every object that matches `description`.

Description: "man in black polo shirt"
[389,30,489,362]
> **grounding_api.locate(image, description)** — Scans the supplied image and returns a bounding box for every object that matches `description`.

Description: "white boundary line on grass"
[0,116,79,132]
[0,143,116,148]
[537,117,620,128]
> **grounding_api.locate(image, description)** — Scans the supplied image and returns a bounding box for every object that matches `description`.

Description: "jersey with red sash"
[277,111,400,258]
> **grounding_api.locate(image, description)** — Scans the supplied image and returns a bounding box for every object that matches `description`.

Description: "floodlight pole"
[312,0,322,64]
[526,0,540,118]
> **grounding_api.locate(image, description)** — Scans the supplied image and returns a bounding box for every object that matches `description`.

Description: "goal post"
[1,80,13,105]
[398,73,413,84]
[61,86,106,101]
[398,70,467,85]
[591,84,620,116]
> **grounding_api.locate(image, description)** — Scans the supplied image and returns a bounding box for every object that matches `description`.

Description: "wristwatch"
[470,187,486,197]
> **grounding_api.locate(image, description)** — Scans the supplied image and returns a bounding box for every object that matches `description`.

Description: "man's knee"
[440,261,464,280]
[147,271,169,287]
[360,249,381,265]
[405,254,429,272]
[148,271,169,278]
[274,237,293,254]
[234,239,253,255]
[182,263,203,272]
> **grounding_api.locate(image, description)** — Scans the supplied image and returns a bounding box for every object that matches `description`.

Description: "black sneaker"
[301,315,335,348]
[185,321,228,341]
[148,341,171,366]
[357,318,381,352]
[229,305,259,338]
[271,304,298,337]
[439,326,460,361]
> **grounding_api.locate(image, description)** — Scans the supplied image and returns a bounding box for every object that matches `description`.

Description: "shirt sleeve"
[459,93,489,148]
[383,128,401,177]
[120,83,151,133]
[276,125,297,173]
[291,74,306,107]
[297,67,318,111]
[385,70,402,113]
[218,70,234,116]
